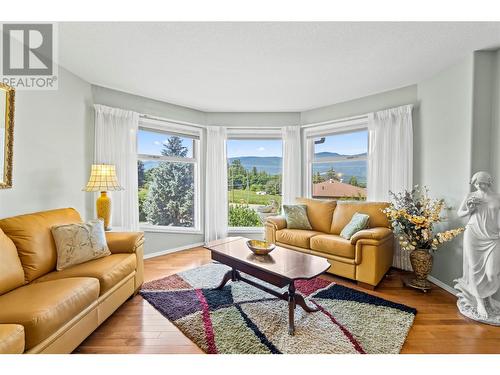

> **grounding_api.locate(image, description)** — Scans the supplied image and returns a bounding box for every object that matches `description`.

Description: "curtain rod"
[140,114,287,131]
[226,126,284,130]
[300,113,369,129]
[140,113,207,129]
[141,112,371,131]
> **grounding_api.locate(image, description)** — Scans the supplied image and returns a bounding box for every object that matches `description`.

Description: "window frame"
[303,117,369,199]
[137,118,202,234]
[226,128,283,234]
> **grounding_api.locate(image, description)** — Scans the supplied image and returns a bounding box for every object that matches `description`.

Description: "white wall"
[0,67,93,219]
[491,50,500,189]
[470,51,496,176]
[91,85,206,125]
[207,112,299,127]
[415,56,475,287]
[300,85,417,125]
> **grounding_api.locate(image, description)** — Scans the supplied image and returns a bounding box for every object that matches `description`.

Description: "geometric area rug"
[140,263,417,354]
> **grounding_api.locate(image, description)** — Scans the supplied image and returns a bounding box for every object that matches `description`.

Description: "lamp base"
[96,191,112,231]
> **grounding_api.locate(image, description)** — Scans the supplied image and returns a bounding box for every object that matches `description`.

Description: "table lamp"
[83,164,123,231]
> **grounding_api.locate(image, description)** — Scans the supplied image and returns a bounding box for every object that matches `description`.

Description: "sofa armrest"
[265,215,287,230]
[350,227,393,244]
[0,324,25,354]
[105,232,145,254]
[264,215,286,244]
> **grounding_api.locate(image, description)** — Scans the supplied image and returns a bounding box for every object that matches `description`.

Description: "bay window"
[137,119,201,232]
[304,119,369,200]
[226,133,283,230]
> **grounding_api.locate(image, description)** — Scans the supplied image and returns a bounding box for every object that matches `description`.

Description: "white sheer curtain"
[281,126,302,205]
[368,104,413,270]
[205,126,228,243]
[94,104,139,231]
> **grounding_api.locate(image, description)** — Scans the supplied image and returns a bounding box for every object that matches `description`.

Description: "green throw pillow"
[340,212,370,240]
[283,204,312,230]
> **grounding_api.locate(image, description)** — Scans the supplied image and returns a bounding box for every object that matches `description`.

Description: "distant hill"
[315,151,367,159]
[228,153,367,183]
[143,152,367,183]
[314,152,342,158]
[228,156,282,175]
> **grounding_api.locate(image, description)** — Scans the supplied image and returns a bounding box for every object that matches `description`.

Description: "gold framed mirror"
[0,83,15,189]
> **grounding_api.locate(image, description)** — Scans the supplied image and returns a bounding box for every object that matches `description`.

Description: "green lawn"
[228,189,281,206]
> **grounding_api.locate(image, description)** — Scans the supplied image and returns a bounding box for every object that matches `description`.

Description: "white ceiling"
[58,22,500,112]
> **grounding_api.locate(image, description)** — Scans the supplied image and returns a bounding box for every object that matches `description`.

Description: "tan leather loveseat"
[265,198,393,288]
[0,208,144,354]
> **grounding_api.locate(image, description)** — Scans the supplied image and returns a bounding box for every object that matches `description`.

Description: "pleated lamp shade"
[83,164,124,192]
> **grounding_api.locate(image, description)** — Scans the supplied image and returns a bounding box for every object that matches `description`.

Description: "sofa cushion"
[340,212,370,240]
[33,253,136,295]
[0,324,25,354]
[0,208,82,282]
[310,234,356,259]
[276,229,322,249]
[0,278,99,350]
[296,197,337,233]
[52,219,111,271]
[331,201,390,235]
[283,205,312,230]
[0,229,25,295]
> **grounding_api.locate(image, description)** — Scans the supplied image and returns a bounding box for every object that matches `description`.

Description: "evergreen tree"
[349,176,359,187]
[228,159,247,189]
[325,168,340,181]
[137,160,145,188]
[161,136,188,157]
[312,171,325,184]
[144,136,194,226]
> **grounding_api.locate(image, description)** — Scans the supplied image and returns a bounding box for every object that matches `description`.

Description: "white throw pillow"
[52,219,111,271]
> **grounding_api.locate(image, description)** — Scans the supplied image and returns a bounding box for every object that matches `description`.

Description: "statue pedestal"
[456,296,500,326]
[455,280,500,326]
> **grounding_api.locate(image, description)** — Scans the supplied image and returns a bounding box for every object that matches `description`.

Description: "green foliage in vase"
[383,186,464,252]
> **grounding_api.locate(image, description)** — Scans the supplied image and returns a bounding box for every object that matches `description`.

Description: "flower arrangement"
[383,186,464,252]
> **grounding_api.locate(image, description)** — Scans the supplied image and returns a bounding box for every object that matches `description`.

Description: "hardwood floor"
[74,247,500,354]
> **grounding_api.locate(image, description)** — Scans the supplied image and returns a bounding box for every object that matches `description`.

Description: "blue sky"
[138,129,193,157]
[227,139,283,158]
[314,130,368,155]
[138,128,368,158]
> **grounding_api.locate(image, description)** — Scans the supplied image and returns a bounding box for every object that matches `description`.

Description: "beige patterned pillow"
[52,219,111,271]
[283,204,313,230]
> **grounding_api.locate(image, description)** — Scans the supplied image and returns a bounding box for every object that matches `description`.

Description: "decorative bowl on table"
[246,240,276,255]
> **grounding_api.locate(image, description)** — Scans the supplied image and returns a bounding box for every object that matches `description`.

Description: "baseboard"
[428,275,458,296]
[143,242,205,259]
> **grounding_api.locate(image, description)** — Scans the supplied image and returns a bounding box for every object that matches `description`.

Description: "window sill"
[140,225,203,235]
[228,227,265,234]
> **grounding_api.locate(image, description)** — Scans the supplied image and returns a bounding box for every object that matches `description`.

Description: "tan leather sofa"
[265,198,393,288]
[0,208,144,354]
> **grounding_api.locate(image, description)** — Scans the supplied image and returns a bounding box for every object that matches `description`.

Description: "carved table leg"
[294,293,319,313]
[214,269,236,290]
[231,269,241,281]
[288,282,296,335]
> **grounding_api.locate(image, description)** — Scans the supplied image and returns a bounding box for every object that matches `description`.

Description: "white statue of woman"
[455,171,500,324]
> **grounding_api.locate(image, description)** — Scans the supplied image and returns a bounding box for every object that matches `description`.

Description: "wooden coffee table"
[204,237,330,335]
